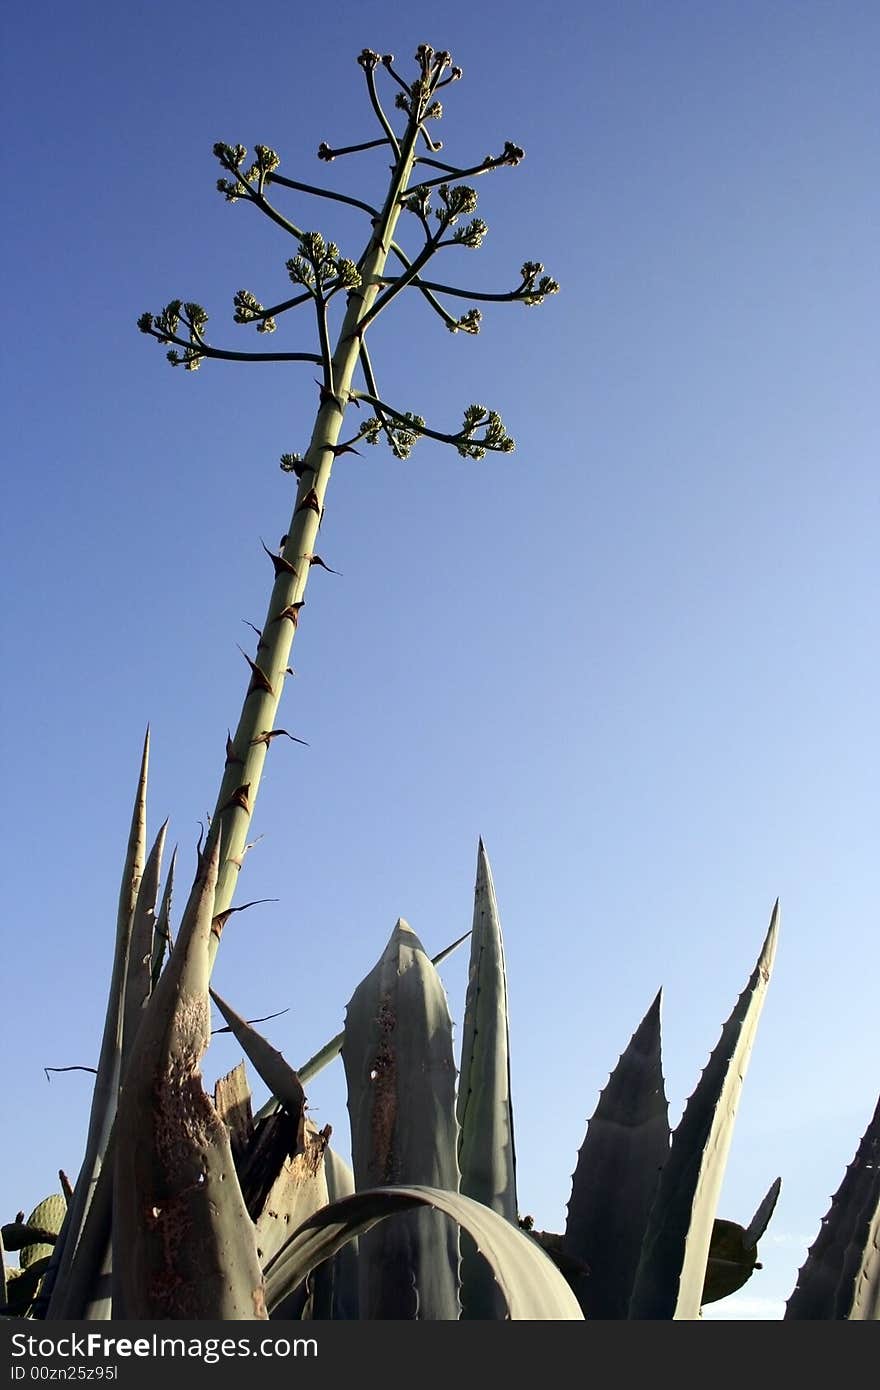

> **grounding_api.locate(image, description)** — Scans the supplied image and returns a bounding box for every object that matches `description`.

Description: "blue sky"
[2,1,877,1320]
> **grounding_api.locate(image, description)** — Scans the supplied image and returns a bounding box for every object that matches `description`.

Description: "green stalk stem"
[193,115,424,967]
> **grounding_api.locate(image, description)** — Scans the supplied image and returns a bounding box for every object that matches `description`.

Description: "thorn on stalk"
[237,645,274,695]
[274,601,305,627]
[295,487,321,516]
[219,783,251,815]
[314,379,357,409]
[308,554,342,575]
[211,898,278,937]
[227,834,264,870]
[251,728,309,748]
[224,732,243,767]
[261,538,297,577]
[211,1005,291,1035]
[314,379,343,408]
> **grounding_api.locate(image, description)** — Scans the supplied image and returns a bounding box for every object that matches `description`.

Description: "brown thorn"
[261,538,297,576]
[274,601,305,627]
[211,897,279,937]
[242,619,263,640]
[212,1006,290,1035]
[330,443,361,457]
[237,645,274,695]
[252,728,310,748]
[295,487,321,516]
[227,833,264,870]
[314,378,343,407]
[218,783,251,815]
[308,554,342,575]
[225,731,243,767]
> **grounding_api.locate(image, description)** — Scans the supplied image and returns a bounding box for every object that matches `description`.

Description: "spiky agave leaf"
[342,919,460,1319]
[113,839,266,1318]
[629,902,779,1319]
[209,988,305,1118]
[264,1186,585,1319]
[121,819,168,1070]
[252,928,471,1122]
[701,1181,780,1306]
[456,840,517,1317]
[563,989,670,1317]
[785,1093,880,1319]
[149,845,177,991]
[45,730,150,1316]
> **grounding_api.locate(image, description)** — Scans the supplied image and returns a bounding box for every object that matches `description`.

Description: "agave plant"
[3,43,877,1322]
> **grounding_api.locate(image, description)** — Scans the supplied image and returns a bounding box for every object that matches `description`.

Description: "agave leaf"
[149,844,177,991]
[42,1129,114,1320]
[312,1147,360,1320]
[784,1093,880,1319]
[45,730,150,1316]
[121,819,168,1071]
[263,1186,585,1320]
[456,840,517,1317]
[563,988,671,1317]
[457,840,517,1217]
[629,903,779,1319]
[267,1142,354,1322]
[113,839,267,1318]
[342,919,460,1319]
[252,929,471,1121]
[744,1175,782,1249]
[699,1177,782,1308]
[209,988,305,1118]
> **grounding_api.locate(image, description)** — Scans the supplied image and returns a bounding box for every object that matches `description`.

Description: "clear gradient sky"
[2,1,877,1320]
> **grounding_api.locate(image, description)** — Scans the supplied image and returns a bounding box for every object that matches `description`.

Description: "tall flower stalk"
[138,45,557,961]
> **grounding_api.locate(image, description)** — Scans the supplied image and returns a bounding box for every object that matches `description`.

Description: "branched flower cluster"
[450,308,482,334]
[214,142,280,201]
[518,261,561,306]
[286,233,361,295]
[138,301,207,370]
[457,404,514,459]
[359,413,426,460]
[233,290,277,333]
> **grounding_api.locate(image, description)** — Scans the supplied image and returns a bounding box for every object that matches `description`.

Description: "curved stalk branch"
[364,65,401,158]
[313,291,334,393]
[267,172,380,220]
[379,268,530,304]
[353,390,512,456]
[141,323,322,366]
[252,289,313,321]
[412,145,524,190]
[226,177,306,241]
[359,219,449,330]
[387,244,459,327]
[317,136,391,160]
[357,341,397,450]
